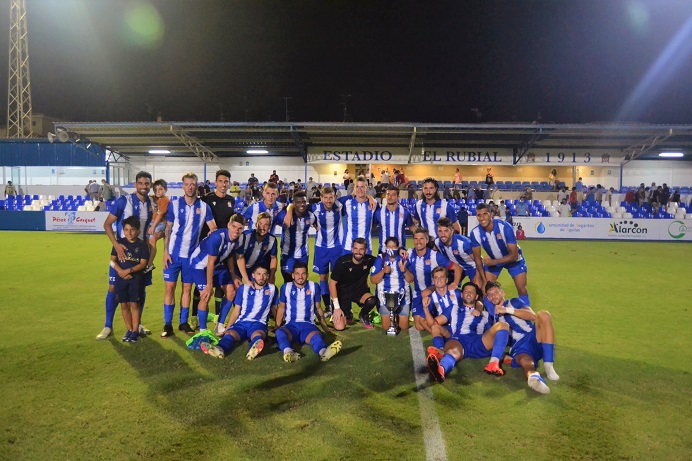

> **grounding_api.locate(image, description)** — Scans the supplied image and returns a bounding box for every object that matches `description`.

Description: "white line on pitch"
[409,328,448,461]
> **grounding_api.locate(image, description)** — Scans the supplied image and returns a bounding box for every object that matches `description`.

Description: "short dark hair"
[485,281,502,292]
[476,203,489,212]
[153,179,168,191]
[386,185,400,194]
[293,261,308,271]
[352,237,368,248]
[293,191,307,200]
[384,236,400,247]
[253,264,269,274]
[122,216,140,230]
[437,217,453,229]
[461,282,482,300]
[135,171,152,182]
[216,169,231,180]
[322,186,335,195]
[229,214,247,226]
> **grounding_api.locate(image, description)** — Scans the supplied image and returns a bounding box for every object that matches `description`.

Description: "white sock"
[283,347,293,355]
[544,362,560,381]
[319,348,326,357]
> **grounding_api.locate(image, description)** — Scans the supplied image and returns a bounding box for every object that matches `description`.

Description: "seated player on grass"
[200,265,277,360]
[369,236,411,333]
[275,262,342,362]
[189,214,246,335]
[110,216,150,343]
[484,281,560,394]
[424,268,510,383]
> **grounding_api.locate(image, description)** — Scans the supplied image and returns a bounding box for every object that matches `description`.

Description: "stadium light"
[659,152,683,158]
[148,149,170,154]
[247,149,269,154]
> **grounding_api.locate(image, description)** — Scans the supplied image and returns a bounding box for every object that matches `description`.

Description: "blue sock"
[310,334,327,355]
[320,280,329,304]
[198,309,208,330]
[542,343,555,363]
[218,335,236,354]
[218,298,232,325]
[105,291,117,328]
[164,304,175,325]
[518,293,530,306]
[180,307,190,324]
[440,354,456,375]
[275,327,291,351]
[432,336,445,349]
[491,329,510,360]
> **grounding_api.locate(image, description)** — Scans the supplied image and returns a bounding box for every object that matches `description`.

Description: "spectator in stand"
[453,168,462,185]
[197,182,205,198]
[575,177,584,205]
[624,188,636,205]
[203,180,211,195]
[497,200,506,219]
[636,185,647,207]
[548,169,558,191]
[456,206,469,235]
[520,186,533,202]
[595,185,603,205]
[558,198,571,217]
[306,177,319,192]
[407,181,416,200]
[84,180,92,197]
[585,187,596,205]
[5,181,17,198]
[366,181,377,198]
[505,206,513,225]
[381,168,390,185]
[242,184,253,203]
[343,169,351,188]
[309,186,321,204]
[460,185,469,199]
[269,170,279,184]
[670,189,681,205]
[229,181,240,197]
[660,184,670,208]
[247,173,259,190]
[516,224,526,240]
[487,200,497,216]
[467,185,476,201]
[443,185,453,200]
[556,186,568,205]
[485,167,494,187]
[569,187,578,211]
[374,181,385,199]
[515,198,530,217]
[605,187,614,205]
[346,179,355,195]
[89,180,101,201]
[101,179,114,201]
[396,169,406,188]
[333,182,344,198]
[646,182,656,203]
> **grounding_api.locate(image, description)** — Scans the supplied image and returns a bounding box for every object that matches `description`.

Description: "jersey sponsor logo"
[228,203,232,208]
[212,201,216,206]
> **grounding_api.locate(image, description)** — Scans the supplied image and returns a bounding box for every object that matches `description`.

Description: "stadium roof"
[53,121,692,163]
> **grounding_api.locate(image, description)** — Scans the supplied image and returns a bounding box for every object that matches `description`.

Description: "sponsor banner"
[45,211,108,232]
[467,216,692,241]
[307,146,622,165]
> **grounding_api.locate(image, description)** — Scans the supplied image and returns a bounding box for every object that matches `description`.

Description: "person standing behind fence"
[5,181,17,198]
[100,179,113,201]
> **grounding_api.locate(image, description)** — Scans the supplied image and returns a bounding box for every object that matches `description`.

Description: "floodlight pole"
[7,0,34,138]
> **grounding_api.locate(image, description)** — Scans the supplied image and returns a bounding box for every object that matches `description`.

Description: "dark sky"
[2,0,691,124]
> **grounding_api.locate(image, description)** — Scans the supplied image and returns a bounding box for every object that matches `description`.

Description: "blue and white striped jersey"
[435,235,476,274]
[469,218,524,263]
[338,196,374,251]
[412,199,458,238]
[234,283,277,324]
[373,204,413,252]
[165,198,214,259]
[109,193,153,240]
[434,289,489,336]
[243,200,283,231]
[406,247,453,294]
[311,202,342,249]
[276,209,316,258]
[189,228,243,270]
[279,281,321,324]
[238,229,277,270]
[486,297,533,353]
[371,253,408,295]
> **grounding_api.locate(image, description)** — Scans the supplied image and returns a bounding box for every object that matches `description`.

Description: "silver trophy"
[384,289,406,336]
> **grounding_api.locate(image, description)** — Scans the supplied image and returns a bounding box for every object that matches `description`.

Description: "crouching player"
[369,237,411,332]
[425,268,510,383]
[110,217,150,342]
[275,262,342,362]
[200,265,277,360]
[484,281,559,394]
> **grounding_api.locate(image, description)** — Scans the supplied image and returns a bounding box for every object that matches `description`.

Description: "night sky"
[2,0,691,124]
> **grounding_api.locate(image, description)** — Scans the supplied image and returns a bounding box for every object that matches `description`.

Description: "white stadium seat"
[77,205,86,212]
[623,212,633,219]
[550,211,560,217]
[612,212,623,218]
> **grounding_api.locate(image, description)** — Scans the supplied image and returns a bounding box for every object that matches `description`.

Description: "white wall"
[621,160,692,189]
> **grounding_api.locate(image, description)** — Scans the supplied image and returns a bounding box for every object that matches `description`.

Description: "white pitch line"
[409,328,448,461]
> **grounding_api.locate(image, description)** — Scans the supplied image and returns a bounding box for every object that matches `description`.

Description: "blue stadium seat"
[572,212,582,217]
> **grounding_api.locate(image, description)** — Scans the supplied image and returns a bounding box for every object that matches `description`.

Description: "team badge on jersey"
[196,208,201,214]
[425,259,431,265]
[305,289,311,295]
[436,208,441,213]
[228,203,232,208]
[453,250,459,255]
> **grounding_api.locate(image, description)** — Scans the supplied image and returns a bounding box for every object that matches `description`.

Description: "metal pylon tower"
[7,0,34,138]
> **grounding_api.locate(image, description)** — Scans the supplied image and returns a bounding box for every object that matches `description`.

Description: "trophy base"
[386,328,399,336]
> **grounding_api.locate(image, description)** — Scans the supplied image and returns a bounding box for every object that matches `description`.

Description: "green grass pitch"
[1,231,690,460]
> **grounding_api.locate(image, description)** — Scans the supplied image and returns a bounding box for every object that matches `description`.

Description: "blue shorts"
[279,322,320,344]
[377,286,411,317]
[455,334,491,360]
[463,266,477,282]
[484,259,528,279]
[193,267,233,291]
[115,279,144,304]
[280,254,308,273]
[410,292,440,318]
[163,255,194,284]
[109,265,152,287]
[226,320,267,342]
[509,329,543,368]
[312,245,342,275]
[148,222,166,239]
